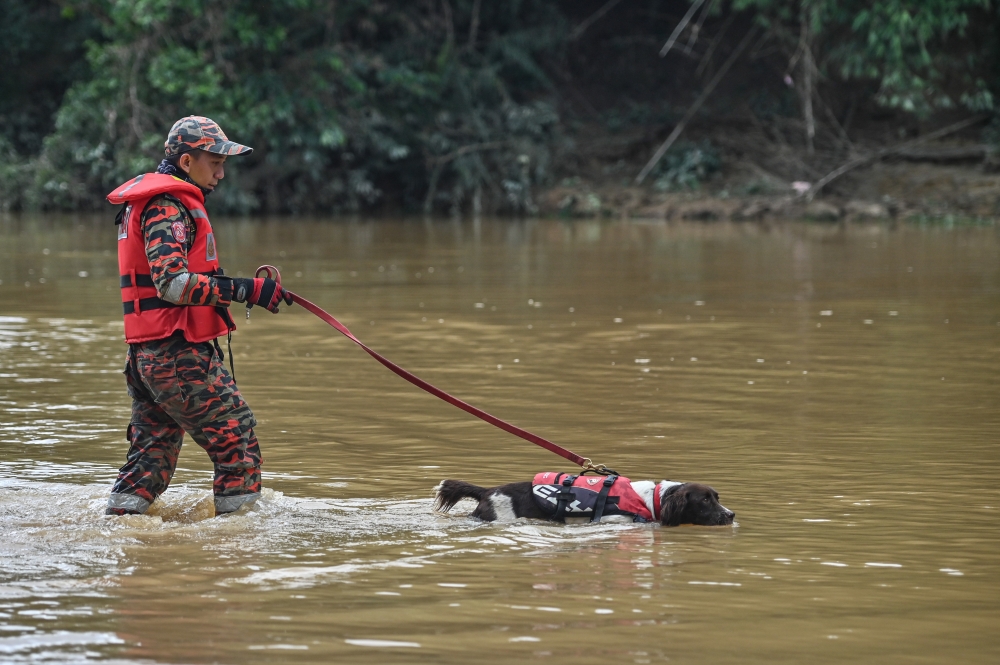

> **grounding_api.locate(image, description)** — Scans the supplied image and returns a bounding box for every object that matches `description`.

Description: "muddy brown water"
[1,215,998,664]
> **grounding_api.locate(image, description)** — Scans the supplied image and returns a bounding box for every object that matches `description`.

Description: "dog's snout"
[725,509,735,518]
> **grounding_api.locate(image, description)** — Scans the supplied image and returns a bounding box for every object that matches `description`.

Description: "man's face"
[179,151,227,191]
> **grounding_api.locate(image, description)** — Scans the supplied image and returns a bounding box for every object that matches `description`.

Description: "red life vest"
[108,173,235,344]
[532,472,657,522]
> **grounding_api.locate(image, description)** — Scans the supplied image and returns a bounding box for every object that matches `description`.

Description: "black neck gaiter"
[156,159,212,197]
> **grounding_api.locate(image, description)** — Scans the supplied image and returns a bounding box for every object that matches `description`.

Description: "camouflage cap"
[164,116,253,157]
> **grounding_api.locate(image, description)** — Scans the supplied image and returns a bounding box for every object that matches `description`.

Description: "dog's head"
[659,483,734,527]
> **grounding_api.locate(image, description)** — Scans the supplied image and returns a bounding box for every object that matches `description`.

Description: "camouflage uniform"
[112,334,262,514]
[142,195,231,308]
[107,116,259,516]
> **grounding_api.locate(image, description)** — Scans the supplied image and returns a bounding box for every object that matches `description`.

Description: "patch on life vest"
[585,477,601,485]
[119,174,144,196]
[532,483,590,514]
[117,204,131,240]
[170,220,187,244]
[205,233,217,261]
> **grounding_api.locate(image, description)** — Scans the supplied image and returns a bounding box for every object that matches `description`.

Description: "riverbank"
[538,124,1000,223]
[538,178,1000,224]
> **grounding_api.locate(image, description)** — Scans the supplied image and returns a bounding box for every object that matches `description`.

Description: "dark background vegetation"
[1,0,997,215]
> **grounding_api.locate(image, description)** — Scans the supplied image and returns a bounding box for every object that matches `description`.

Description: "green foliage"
[651,141,720,192]
[729,0,992,116]
[20,0,568,213]
[0,0,99,157]
[0,138,33,212]
[602,102,675,134]
[3,1,1000,213]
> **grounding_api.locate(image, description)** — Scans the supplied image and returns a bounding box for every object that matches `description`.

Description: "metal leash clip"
[580,458,618,476]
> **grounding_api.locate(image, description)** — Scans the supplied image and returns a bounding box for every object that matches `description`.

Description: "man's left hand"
[231,277,293,313]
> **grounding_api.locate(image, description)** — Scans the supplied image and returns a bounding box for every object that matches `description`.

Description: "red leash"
[253,265,612,474]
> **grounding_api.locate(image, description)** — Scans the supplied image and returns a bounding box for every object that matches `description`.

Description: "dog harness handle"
[553,473,578,521]
[283,282,602,470]
[590,474,619,523]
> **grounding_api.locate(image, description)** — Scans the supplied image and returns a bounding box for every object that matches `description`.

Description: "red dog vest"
[109,173,234,344]
[532,472,657,522]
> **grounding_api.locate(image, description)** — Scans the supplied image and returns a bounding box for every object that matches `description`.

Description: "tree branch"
[637,25,758,184]
[467,0,481,48]
[695,10,735,77]
[660,0,706,57]
[806,115,989,200]
[570,0,625,41]
[441,0,455,52]
[684,0,715,54]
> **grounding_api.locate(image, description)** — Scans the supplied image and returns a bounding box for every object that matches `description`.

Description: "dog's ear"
[661,487,688,526]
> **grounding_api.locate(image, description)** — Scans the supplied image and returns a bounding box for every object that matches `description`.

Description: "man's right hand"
[230,277,293,313]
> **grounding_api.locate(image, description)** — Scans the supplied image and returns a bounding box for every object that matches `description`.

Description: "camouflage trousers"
[107,333,262,515]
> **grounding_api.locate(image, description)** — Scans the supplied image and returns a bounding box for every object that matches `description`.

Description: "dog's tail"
[434,479,488,513]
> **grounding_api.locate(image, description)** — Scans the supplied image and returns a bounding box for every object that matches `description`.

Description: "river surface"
[1,215,998,664]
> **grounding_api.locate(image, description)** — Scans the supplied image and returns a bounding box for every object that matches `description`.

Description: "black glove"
[230,277,293,313]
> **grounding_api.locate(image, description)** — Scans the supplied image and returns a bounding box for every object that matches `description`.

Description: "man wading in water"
[105,116,291,516]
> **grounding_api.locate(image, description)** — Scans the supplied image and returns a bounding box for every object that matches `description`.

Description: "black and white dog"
[435,472,735,527]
